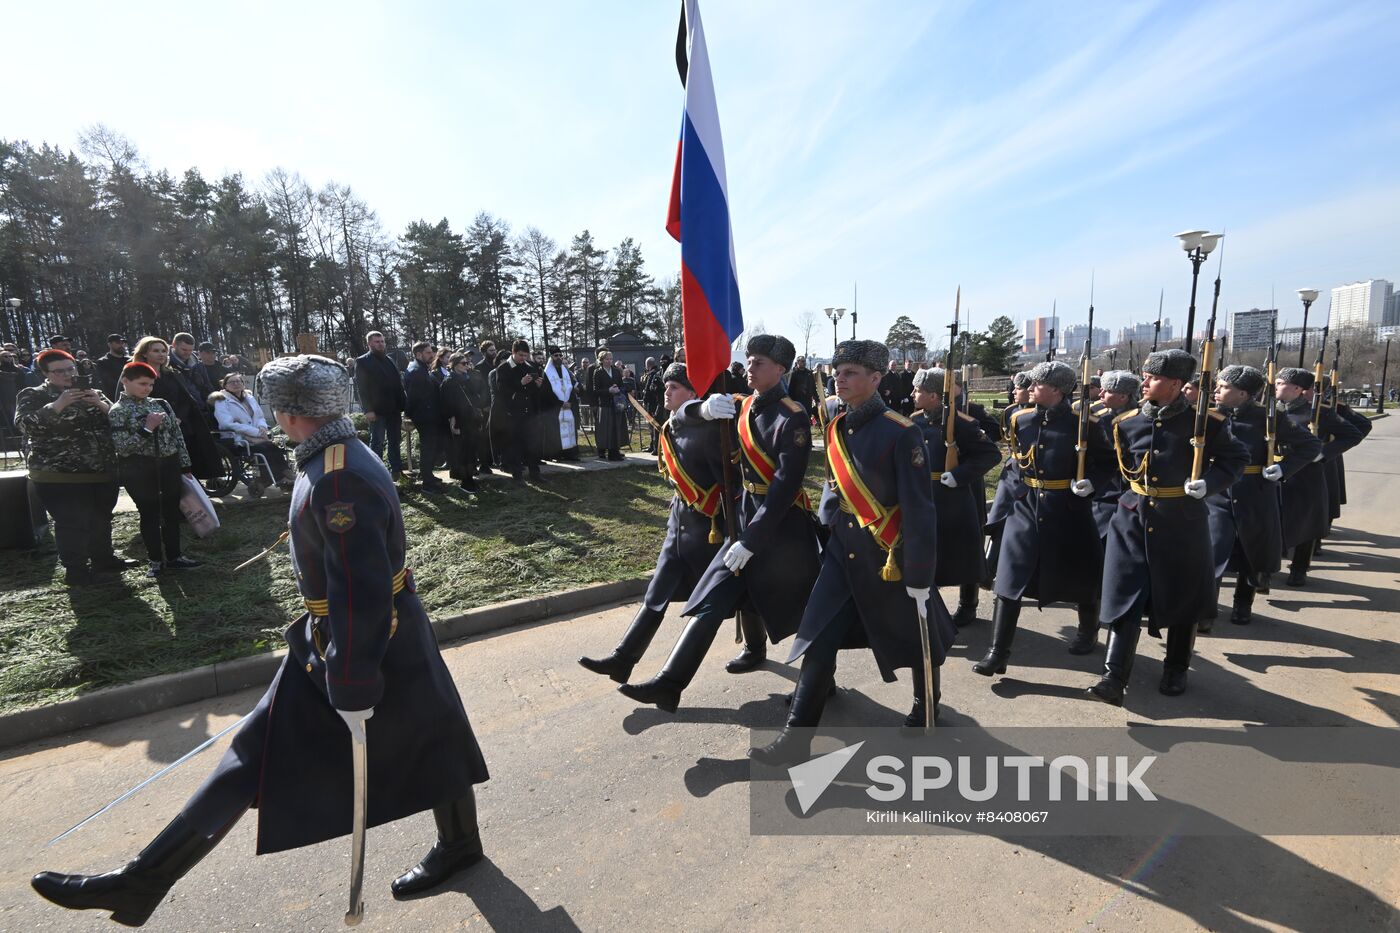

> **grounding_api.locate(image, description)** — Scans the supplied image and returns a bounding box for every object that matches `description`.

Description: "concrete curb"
[0,577,648,751]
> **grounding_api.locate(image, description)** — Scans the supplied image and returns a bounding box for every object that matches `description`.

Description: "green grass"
[0,467,674,715]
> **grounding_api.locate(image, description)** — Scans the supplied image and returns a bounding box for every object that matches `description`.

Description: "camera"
[74,374,93,390]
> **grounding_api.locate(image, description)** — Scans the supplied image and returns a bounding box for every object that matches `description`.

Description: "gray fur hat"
[1012,371,1034,390]
[831,339,889,373]
[1276,367,1314,389]
[1027,360,1077,394]
[1100,370,1142,396]
[1143,348,1196,382]
[661,361,693,391]
[745,334,796,371]
[1218,364,1265,396]
[912,367,945,393]
[255,354,351,417]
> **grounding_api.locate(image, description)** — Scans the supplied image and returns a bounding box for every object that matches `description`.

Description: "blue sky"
[8,0,1399,354]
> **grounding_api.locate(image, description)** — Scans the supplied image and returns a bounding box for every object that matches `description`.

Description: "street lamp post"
[823,307,846,355]
[1174,229,1222,355]
[1380,338,1392,413]
[1295,288,1319,366]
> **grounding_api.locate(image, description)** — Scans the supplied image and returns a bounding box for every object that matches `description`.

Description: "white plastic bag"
[179,474,222,538]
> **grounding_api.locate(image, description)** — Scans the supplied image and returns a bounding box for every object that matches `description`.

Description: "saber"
[47,711,254,847]
[344,736,368,925]
[914,596,936,732]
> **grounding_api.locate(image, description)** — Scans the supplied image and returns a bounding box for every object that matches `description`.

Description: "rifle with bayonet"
[1190,238,1225,481]
[944,288,960,471]
[1076,274,1095,482]
[1331,337,1341,410]
[1152,288,1163,352]
[1265,319,1279,466]
[959,330,972,416]
[1310,322,1330,436]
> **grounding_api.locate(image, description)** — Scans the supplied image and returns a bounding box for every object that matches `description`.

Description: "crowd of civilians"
[4,326,844,590]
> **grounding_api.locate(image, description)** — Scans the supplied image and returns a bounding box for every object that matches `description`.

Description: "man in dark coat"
[1089,371,1141,540]
[897,359,917,414]
[493,339,543,482]
[786,355,818,413]
[1089,350,1248,705]
[976,361,1115,679]
[638,356,664,453]
[1274,368,1362,586]
[31,356,489,926]
[878,359,903,411]
[92,334,129,399]
[403,341,448,492]
[355,331,409,480]
[579,363,762,681]
[540,346,579,461]
[909,367,1000,626]
[619,335,821,712]
[1206,365,1319,626]
[753,340,957,764]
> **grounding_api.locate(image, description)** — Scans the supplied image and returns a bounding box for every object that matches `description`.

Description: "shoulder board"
[1208,409,1226,422]
[781,396,804,414]
[956,410,977,423]
[1010,407,1038,424]
[323,443,347,474]
[883,410,914,427]
[1113,408,1140,425]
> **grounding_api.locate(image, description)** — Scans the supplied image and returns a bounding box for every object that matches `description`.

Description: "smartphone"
[74,374,93,390]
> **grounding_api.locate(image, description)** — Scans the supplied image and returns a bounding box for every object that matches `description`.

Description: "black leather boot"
[1086,620,1141,706]
[392,790,484,897]
[1067,602,1100,655]
[1287,541,1314,587]
[952,583,980,628]
[31,812,238,927]
[1159,625,1197,696]
[1252,570,1271,596]
[618,614,720,712]
[1231,575,1256,625]
[1198,580,1222,635]
[750,662,835,767]
[972,597,1020,676]
[904,664,942,728]
[725,611,767,673]
[579,606,665,682]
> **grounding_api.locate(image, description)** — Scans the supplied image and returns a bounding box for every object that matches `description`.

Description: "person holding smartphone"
[109,362,202,578]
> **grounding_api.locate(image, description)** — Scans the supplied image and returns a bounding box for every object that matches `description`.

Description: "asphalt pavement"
[1,417,1397,932]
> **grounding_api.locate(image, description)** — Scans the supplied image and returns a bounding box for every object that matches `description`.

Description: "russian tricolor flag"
[666,0,742,397]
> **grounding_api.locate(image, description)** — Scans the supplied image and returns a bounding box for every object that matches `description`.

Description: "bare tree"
[796,310,819,359]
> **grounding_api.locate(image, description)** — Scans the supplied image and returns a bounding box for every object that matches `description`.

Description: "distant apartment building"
[1329,280,1393,329]
[1116,319,1173,348]
[1023,316,1060,355]
[1277,326,1328,353]
[1061,324,1111,351]
[1230,308,1278,352]
[1386,291,1400,326]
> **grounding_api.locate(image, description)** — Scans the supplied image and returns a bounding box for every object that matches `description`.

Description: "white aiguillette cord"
[234,529,290,572]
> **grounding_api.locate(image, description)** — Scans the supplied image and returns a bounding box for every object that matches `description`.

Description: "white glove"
[1313,452,1324,463]
[1262,464,1284,482]
[1184,479,1208,499]
[1071,479,1094,497]
[700,394,737,421]
[905,587,930,607]
[723,541,754,571]
[939,472,958,488]
[338,707,374,744]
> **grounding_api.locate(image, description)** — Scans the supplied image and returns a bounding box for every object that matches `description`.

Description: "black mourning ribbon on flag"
[676,0,689,86]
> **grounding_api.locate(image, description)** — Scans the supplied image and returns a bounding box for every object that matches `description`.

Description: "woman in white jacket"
[210,373,290,488]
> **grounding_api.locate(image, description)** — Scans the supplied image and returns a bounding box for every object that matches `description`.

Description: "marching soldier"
[752,340,955,765]
[578,363,764,681]
[619,335,820,712]
[1313,375,1370,554]
[1090,371,1141,563]
[1090,350,1247,704]
[1274,368,1361,586]
[31,356,490,926]
[976,360,1114,678]
[1327,391,1373,540]
[982,371,1033,589]
[910,367,1000,626]
[1207,365,1320,627]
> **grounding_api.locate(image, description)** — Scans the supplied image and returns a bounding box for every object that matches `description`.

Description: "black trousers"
[120,455,185,562]
[248,441,289,483]
[33,479,120,570]
[501,414,541,477]
[449,426,478,481]
[417,429,446,485]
